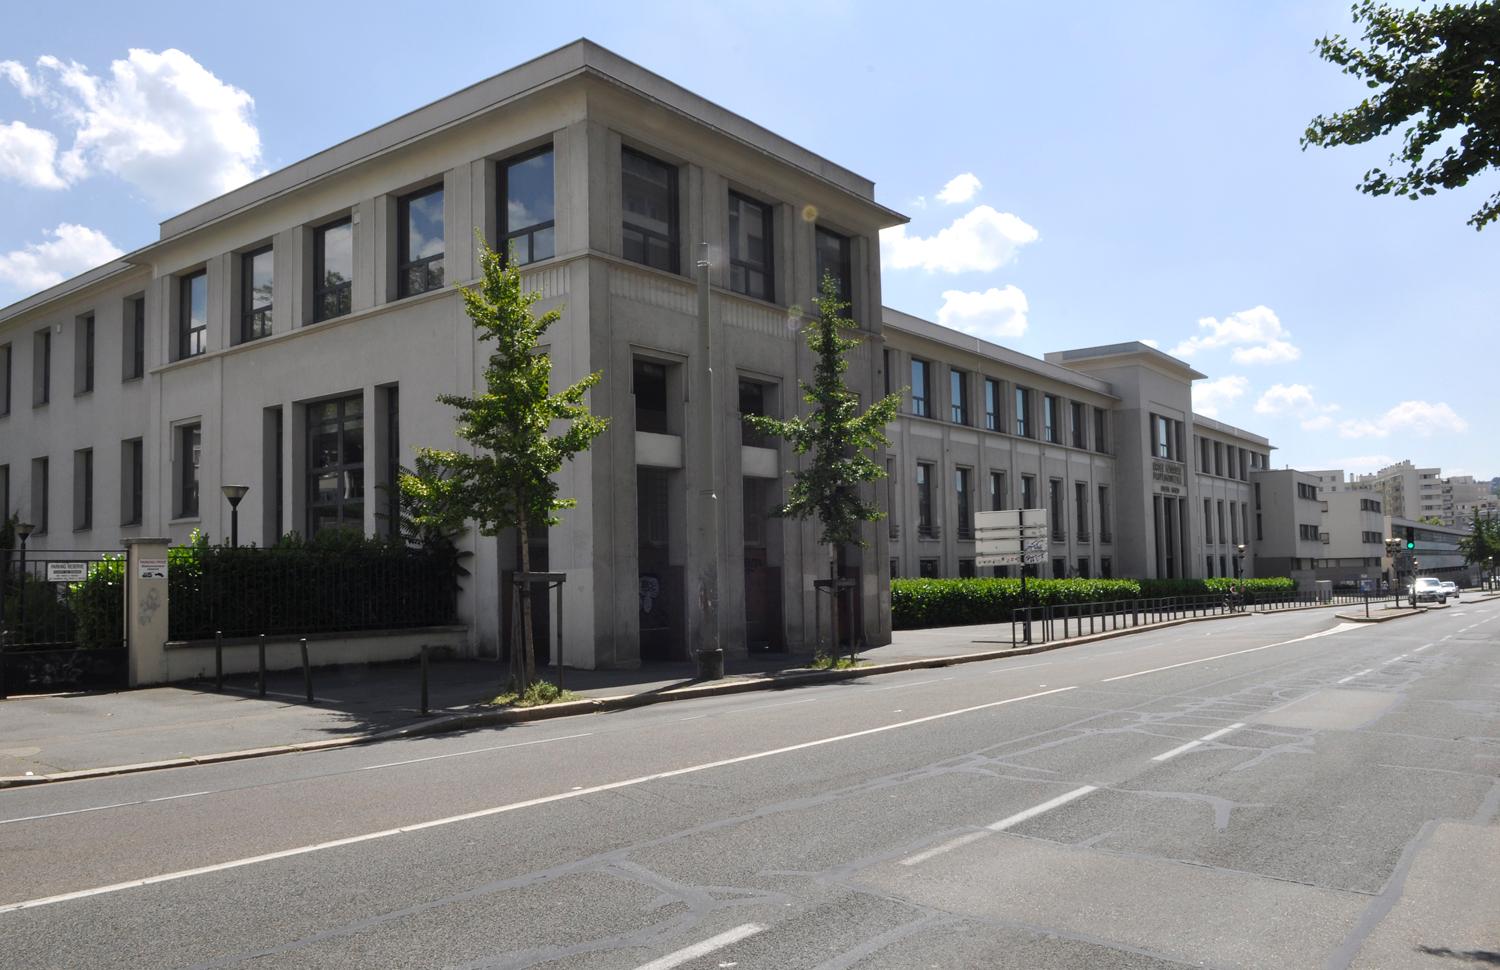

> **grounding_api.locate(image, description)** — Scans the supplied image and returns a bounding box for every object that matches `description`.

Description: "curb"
[1334,608,1428,624]
[0,609,1262,788]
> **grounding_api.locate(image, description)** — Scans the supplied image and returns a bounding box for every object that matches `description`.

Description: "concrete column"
[125,538,171,686]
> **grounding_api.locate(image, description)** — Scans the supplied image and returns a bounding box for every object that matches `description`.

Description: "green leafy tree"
[746,275,900,660]
[401,241,608,690]
[1458,509,1500,570]
[1303,1,1500,229]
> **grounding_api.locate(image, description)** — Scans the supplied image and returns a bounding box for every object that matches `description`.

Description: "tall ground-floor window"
[307,395,364,537]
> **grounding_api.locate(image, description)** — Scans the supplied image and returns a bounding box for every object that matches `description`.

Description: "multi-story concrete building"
[0,41,904,667]
[1,42,1301,673]
[1249,468,1325,585]
[1353,461,1450,524]
[1315,484,1387,585]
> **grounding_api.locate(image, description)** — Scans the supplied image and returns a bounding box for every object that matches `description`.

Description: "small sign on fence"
[45,561,89,583]
[137,558,168,580]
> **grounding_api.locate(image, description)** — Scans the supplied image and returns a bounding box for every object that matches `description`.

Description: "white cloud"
[0,223,123,291]
[1193,375,1249,418]
[1171,305,1301,365]
[881,205,1039,273]
[1254,383,1340,430]
[0,48,262,210]
[936,172,982,205]
[935,285,1029,341]
[1337,400,1468,439]
[0,120,67,188]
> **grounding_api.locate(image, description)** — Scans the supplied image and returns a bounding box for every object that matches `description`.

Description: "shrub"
[1139,577,1297,598]
[891,578,1142,629]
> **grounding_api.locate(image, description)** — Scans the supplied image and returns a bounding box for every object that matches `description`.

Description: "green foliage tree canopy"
[1303,1,1500,229]
[744,275,900,548]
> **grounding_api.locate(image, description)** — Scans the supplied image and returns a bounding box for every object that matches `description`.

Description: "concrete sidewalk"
[0,608,1267,784]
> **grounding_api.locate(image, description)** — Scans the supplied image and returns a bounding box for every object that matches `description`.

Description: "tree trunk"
[829,545,840,663]
[517,507,536,692]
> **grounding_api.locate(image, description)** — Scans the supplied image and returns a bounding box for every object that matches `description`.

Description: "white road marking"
[0,791,213,826]
[982,662,1052,674]
[864,677,949,692]
[1381,654,1407,665]
[1413,644,1434,653]
[634,923,766,970]
[898,830,991,866]
[1151,723,1245,762]
[1100,623,1360,683]
[222,686,348,704]
[986,785,1097,832]
[0,686,1077,914]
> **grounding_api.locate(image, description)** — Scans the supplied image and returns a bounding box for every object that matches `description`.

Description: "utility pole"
[695,241,723,673]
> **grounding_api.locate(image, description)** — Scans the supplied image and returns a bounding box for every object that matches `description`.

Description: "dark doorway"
[637,467,683,661]
[742,477,784,651]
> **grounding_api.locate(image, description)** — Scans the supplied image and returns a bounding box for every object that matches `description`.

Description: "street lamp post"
[1488,555,1494,592]
[220,485,250,548]
[15,521,34,641]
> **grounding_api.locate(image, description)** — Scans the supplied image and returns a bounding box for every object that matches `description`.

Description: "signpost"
[974,509,1048,644]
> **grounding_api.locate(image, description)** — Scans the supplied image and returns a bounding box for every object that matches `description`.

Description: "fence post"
[420,644,430,715]
[257,634,267,697]
[123,538,171,687]
[215,630,223,691]
[301,638,312,703]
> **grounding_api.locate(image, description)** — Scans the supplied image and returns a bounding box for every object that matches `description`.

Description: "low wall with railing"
[162,626,469,683]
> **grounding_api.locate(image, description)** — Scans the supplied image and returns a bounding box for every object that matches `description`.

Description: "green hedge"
[890,575,1297,629]
[1139,577,1296,598]
[891,578,1142,629]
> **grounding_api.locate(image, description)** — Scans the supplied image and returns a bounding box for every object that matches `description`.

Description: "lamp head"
[16,520,35,540]
[220,484,250,508]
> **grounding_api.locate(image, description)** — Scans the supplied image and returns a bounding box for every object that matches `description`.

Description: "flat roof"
[1045,341,1208,382]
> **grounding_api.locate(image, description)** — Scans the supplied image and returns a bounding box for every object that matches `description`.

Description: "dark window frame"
[179,270,208,360]
[177,423,201,519]
[313,217,354,323]
[955,466,973,538]
[397,184,446,299]
[73,447,93,532]
[305,395,366,537]
[911,358,931,417]
[984,377,1001,431]
[728,190,775,302]
[123,438,144,526]
[950,369,969,425]
[124,295,145,380]
[916,461,935,537]
[240,245,274,343]
[1015,386,1033,438]
[499,145,556,268]
[33,329,51,407]
[76,313,95,395]
[814,226,852,306]
[621,147,680,275]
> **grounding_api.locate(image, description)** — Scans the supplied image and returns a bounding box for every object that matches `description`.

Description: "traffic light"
[1404,525,1415,551]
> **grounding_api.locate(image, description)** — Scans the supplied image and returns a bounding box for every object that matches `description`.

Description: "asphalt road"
[2,603,1497,969]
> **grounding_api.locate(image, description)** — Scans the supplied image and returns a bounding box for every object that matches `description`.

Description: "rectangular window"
[1256,513,1263,541]
[177,424,201,518]
[1154,415,1173,460]
[398,185,445,298]
[1100,556,1113,578]
[1214,441,1224,476]
[0,465,7,522]
[124,295,145,379]
[313,218,354,322]
[1043,394,1060,443]
[1052,557,1066,579]
[1049,478,1064,540]
[728,191,774,301]
[386,388,401,536]
[916,462,935,537]
[910,358,930,417]
[1254,481,1262,510]
[1217,500,1226,544]
[179,271,207,359]
[240,246,273,342]
[1242,504,1249,546]
[950,369,968,425]
[1230,501,1240,544]
[622,148,679,274]
[1094,407,1107,452]
[1207,555,1216,577]
[75,313,95,394]
[984,378,1000,431]
[1098,485,1111,541]
[633,359,670,434]
[1070,401,1086,449]
[958,558,976,579]
[1076,558,1090,579]
[989,470,1007,511]
[1,342,10,415]
[1075,481,1089,540]
[919,558,939,578]
[122,438,143,526]
[31,457,48,533]
[1239,448,1249,482]
[738,378,774,447]
[1015,387,1032,437]
[306,395,364,537]
[73,448,92,531]
[33,329,51,406]
[815,227,851,305]
[1021,474,1037,509]
[500,147,555,266]
[1226,446,1236,480]
[1300,524,1320,541]
[1204,498,1214,544]
[955,466,972,538]
[882,349,892,396]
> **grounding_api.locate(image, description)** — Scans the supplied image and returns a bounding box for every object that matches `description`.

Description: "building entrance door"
[637,467,683,661]
[742,478,783,651]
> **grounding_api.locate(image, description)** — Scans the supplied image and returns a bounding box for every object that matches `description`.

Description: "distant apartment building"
[1250,468,1325,585]
[1352,461,1451,525]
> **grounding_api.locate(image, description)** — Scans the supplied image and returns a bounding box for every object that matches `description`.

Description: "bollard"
[215,630,224,692]
[301,638,312,704]
[1364,593,1370,619]
[420,645,430,716]
[257,634,267,697]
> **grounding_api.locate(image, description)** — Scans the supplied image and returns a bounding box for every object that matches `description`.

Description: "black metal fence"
[1,551,127,696]
[168,546,459,642]
[1009,589,1382,647]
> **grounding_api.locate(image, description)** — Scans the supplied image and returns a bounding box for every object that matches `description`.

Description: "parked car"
[1440,581,1459,601]
[1408,577,1446,604]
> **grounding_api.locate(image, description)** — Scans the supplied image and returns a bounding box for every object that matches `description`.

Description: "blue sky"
[2,0,1495,480]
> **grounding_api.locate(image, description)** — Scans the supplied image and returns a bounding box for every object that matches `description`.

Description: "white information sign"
[46,562,88,583]
[976,551,1047,567]
[137,557,168,580]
